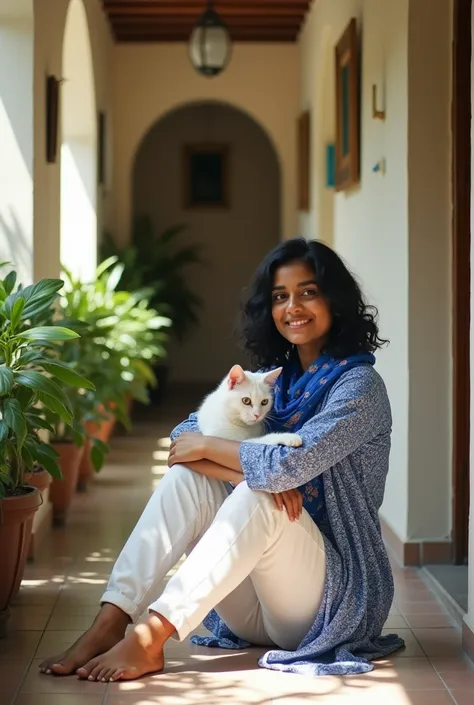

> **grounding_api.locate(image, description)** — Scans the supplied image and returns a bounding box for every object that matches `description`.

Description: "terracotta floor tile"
[404,614,457,629]
[14,695,104,705]
[429,656,474,689]
[8,605,54,631]
[413,628,464,657]
[20,659,108,695]
[34,630,84,658]
[46,611,96,631]
[384,615,408,629]
[0,631,42,660]
[381,629,425,658]
[450,691,474,705]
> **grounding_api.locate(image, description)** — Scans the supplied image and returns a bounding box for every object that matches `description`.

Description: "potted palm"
[101,217,204,401]
[0,271,94,634]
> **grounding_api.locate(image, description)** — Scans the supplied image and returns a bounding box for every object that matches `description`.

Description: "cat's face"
[224,365,282,427]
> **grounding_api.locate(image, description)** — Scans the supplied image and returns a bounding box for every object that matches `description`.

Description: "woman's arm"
[183,459,244,485]
[209,367,390,493]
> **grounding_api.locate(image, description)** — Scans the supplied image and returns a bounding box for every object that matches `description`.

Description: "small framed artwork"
[184,144,229,209]
[46,75,60,164]
[98,111,106,186]
[297,110,310,211]
[334,18,360,191]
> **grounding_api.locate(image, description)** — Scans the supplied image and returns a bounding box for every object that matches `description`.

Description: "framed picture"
[46,75,60,164]
[334,18,360,191]
[184,144,229,209]
[297,110,310,211]
[98,111,106,186]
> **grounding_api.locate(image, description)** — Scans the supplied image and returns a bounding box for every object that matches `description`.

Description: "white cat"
[197,364,302,448]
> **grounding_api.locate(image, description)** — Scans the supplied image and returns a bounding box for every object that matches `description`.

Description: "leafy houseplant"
[101,217,204,401]
[0,270,94,633]
[57,259,171,488]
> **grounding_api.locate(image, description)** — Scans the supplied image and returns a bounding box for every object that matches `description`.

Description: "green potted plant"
[101,216,204,400]
[0,270,94,634]
[57,259,171,488]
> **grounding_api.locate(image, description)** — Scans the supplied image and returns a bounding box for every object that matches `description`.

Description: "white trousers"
[101,465,326,651]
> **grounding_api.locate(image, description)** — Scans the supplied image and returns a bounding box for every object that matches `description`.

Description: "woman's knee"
[229,481,274,511]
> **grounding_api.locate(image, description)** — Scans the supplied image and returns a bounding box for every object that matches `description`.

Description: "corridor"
[2,401,473,705]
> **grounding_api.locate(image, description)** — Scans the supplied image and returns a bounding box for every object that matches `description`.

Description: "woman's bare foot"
[39,603,130,676]
[77,612,174,682]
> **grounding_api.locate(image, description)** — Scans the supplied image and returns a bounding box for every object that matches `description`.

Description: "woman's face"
[271,260,332,365]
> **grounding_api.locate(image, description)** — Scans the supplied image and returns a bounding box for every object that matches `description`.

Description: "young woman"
[40,237,404,682]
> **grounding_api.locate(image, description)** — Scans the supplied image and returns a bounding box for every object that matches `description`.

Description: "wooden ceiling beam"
[111,15,302,26]
[105,5,308,18]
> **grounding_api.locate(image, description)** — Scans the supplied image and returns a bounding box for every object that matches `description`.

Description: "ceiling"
[102,1,312,43]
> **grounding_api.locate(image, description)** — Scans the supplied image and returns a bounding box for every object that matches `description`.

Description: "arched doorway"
[60,0,97,281]
[132,101,281,385]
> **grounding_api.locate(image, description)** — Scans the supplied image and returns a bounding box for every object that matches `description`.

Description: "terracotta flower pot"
[23,467,52,561]
[49,442,85,525]
[77,436,94,492]
[0,486,42,637]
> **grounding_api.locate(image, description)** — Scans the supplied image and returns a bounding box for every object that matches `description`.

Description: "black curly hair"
[238,237,388,369]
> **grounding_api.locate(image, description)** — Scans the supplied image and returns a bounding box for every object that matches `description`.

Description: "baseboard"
[463,619,474,663]
[28,501,53,561]
[380,517,453,566]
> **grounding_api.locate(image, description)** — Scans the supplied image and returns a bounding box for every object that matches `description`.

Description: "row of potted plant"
[0,260,170,635]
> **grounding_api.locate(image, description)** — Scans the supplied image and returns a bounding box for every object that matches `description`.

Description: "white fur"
[197,366,302,448]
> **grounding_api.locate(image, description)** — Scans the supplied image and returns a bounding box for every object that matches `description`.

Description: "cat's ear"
[228,365,246,389]
[264,367,283,387]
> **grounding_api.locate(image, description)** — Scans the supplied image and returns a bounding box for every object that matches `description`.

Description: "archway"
[0,1,34,284]
[60,0,97,281]
[132,101,281,385]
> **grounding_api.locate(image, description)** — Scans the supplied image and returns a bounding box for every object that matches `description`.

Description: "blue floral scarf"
[270,352,376,432]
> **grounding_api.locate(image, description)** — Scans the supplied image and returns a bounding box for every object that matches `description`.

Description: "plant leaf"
[3,398,27,449]
[17,326,79,342]
[0,420,9,443]
[4,270,17,295]
[39,362,95,390]
[0,367,15,395]
[11,297,26,329]
[14,371,73,415]
[30,442,63,480]
[37,391,73,426]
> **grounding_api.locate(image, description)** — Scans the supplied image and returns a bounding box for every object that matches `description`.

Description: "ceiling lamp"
[189,1,232,77]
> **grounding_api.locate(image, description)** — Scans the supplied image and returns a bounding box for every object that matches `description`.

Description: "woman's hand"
[272,489,303,522]
[168,433,205,467]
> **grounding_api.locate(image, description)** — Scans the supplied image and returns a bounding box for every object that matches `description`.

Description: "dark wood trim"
[452,0,472,565]
[334,18,360,192]
[297,110,310,211]
[183,143,230,210]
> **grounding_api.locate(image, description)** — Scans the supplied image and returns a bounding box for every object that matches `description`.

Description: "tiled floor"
[2,401,473,704]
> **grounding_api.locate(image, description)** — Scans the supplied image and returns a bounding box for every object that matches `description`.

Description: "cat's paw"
[276,433,303,447]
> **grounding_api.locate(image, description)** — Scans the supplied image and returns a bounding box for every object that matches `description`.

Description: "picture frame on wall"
[334,18,360,191]
[297,110,310,211]
[46,75,60,164]
[98,111,106,186]
[184,144,229,209]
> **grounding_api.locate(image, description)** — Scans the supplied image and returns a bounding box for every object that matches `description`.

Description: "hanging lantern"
[189,1,232,77]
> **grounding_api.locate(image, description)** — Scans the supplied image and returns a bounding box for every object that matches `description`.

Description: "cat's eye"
[242,397,252,406]
[261,399,269,406]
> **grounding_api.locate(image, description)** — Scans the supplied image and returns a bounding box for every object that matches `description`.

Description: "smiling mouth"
[287,319,311,328]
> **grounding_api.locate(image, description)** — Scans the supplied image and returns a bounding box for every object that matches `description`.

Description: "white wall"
[0,10,34,284]
[133,102,280,383]
[299,0,452,543]
[113,43,299,249]
[33,0,114,281]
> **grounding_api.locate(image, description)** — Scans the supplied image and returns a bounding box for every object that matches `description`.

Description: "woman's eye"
[261,399,269,406]
[272,293,286,302]
[302,289,318,297]
[242,397,252,406]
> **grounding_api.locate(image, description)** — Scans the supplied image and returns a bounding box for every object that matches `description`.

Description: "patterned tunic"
[170,365,404,676]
